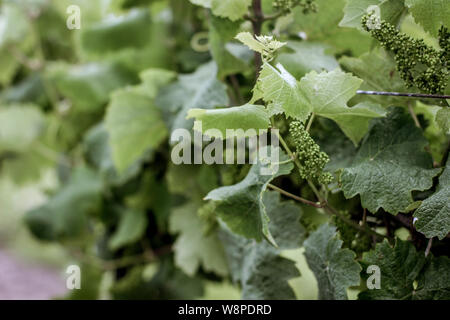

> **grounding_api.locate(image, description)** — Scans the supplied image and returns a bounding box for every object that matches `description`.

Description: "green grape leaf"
[255,62,311,121]
[83,123,141,186]
[340,108,441,214]
[405,0,450,36]
[109,208,148,250]
[340,0,406,30]
[211,0,252,21]
[276,41,339,79]
[340,48,412,107]
[300,69,386,144]
[209,16,249,79]
[414,157,450,240]
[80,9,152,54]
[0,104,45,153]
[134,68,177,99]
[47,62,136,111]
[414,255,450,300]
[219,191,305,299]
[187,104,270,138]
[205,146,294,245]
[169,201,229,277]
[155,61,229,133]
[359,239,450,300]
[304,224,361,300]
[25,167,103,241]
[105,89,167,173]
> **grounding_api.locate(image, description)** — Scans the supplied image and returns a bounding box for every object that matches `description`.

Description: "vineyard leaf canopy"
[109,208,148,251]
[414,157,450,240]
[303,224,361,300]
[205,146,294,245]
[340,108,441,214]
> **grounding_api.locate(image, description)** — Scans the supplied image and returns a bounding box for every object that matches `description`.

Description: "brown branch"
[251,0,264,74]
[267,183,325,208]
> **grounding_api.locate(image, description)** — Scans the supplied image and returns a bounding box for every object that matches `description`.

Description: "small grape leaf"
[340,108,441,214]
[300,69,386,144]
[187,104,270,138]
[219,191,305,299]
[303,223,361,300]
[405,0,450,37]
[169,201,229,277]
[205,146,294,245]
[414,157,450,240]
[359,239,450,300]
[255,62,311,121]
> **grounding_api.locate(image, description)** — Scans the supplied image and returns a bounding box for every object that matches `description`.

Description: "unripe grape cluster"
[362,13,449,94]
[273,0,317,14]
[289,121,333,185]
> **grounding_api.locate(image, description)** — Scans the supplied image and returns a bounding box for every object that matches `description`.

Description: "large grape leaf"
[0,104,45,153]
[25,167,103,241]
[405,0,450,37]
[340,108,441,214]
[276,41,339,79]
[255,62,311,121]
[340,0,406,30]
[187,104,270,138]
[219,191,305,299]
[359,240,450,300]
[155,62,229,133]
[169,201,229,277]
[414,157,450,240]
[105,89,167,173]
[300,69,386,144]
[205,146,294,245]
[303,224,361,300]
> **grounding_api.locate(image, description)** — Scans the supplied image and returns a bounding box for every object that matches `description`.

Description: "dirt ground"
[0,250,67,300]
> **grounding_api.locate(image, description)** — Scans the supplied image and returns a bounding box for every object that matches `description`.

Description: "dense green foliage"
[0,0,449,300]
